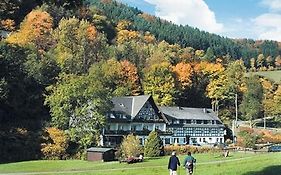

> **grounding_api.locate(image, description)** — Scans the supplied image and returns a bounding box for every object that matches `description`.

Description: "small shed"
[86,147,116,162]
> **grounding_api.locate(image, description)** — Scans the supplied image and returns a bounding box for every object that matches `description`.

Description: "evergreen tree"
[144,131,163,157]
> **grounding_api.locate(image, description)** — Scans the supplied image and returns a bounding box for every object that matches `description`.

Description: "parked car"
[268,145,281,152]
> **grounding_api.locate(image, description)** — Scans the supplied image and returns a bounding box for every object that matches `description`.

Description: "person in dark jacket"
[168,151,180,175]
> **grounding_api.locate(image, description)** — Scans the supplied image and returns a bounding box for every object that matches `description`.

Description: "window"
[131,125,136,131]
[110,113,115,118]
[174,138,179,144]
[186,120,191,124]
[139,138,143,145]
[118,125,123,130]
[165,138,170,144]
[203,138,206,142]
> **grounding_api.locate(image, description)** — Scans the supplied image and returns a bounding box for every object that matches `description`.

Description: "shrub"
[259,130,281,144]
[119,134,142,159]
[41,127,69,160]
[164,145,220,155]
[236,127,261,149]
[144,131,163,157]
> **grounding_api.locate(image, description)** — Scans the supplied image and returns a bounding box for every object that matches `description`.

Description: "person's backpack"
[185,160,193,168]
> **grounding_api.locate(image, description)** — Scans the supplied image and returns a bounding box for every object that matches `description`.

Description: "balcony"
[104,129,173,136]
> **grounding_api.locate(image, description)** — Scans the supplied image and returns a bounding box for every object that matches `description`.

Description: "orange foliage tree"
[172,62,193,88]
[7,9,53,51]
[120,60,142,95]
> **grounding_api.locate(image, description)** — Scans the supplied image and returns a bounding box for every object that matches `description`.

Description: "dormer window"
[119,103,125,107]
[110,113,115,118]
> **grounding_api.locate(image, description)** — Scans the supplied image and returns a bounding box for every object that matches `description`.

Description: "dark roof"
[111,95,151,119]
[87,147,114,152]
[160,107,222,122]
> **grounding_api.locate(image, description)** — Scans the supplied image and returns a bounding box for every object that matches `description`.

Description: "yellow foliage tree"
[6,9,53,51]
[41,127,69,160]
[117,29,140,44]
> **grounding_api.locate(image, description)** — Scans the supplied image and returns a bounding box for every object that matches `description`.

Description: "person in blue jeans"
[168,151,180,175]
[184,152,196,175]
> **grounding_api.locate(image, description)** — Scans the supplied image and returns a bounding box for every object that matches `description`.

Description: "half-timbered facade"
[160,107,225,145]
[102,95,225,147]
[102,95,172,147]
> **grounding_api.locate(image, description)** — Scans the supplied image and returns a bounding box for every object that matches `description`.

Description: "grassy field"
[0,152,281,175]
[250,70,281,83]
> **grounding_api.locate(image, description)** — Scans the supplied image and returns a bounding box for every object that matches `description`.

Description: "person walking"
[183,152,196,175]
[168,151,180,175]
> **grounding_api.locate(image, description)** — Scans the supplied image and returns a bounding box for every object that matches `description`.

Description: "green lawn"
[250,70,281,83]
[0,152,280,175]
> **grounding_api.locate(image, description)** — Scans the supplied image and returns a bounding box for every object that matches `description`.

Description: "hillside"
[252,70,281,83]
[89,0,281,66]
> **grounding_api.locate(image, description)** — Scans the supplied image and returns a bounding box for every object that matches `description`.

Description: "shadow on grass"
[242,165,281,175]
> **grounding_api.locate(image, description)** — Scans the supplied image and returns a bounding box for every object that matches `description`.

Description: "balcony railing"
[104,129,173,136]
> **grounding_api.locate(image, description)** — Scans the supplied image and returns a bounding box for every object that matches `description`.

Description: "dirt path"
[0,156,255,175]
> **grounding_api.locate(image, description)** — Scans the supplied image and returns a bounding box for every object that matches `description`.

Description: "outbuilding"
[86,147,116,162]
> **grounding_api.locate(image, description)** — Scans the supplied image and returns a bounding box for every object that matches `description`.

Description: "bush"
[119,134,143,159]
[144,131,163,157]
[164,145,220,155]
[236,127,261,149]
[259,130,281,144]
[41,127,69,160]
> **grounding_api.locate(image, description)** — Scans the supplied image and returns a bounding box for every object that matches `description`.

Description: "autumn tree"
[119,134,142,159]
[120,60,142,95]
[261,78,275,117]
[250,58,256,71]
[207,60,245,120]
[7,9,53,51]
[53,17,107,74]
[143,62,177,106]
[257,54,265,69]
[240,75,263,127]
[41,127,69,160]
[172,62,193,88]
[275,55,281,68]
[272,85,281,116]
[88,59,140,96]
[266,56,273,68]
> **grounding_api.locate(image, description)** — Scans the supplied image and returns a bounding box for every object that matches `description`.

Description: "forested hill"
[89,0,281,67]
